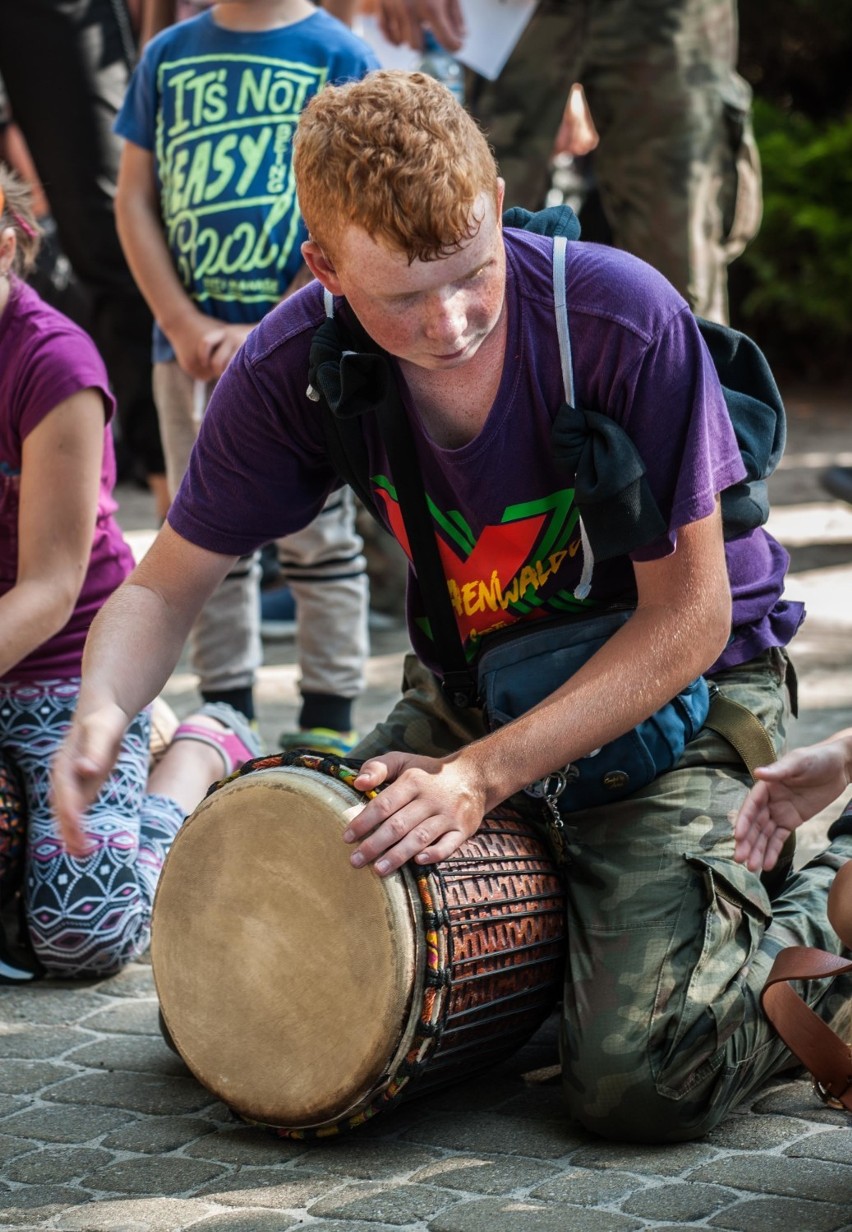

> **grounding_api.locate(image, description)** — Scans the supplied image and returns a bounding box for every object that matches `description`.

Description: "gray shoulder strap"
[552,234,574,405]
[552,234,592,599]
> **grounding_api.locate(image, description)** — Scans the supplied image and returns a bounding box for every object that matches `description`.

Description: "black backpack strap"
[306,293,478,705]
[308,293,385,529]
[315,389,384,528]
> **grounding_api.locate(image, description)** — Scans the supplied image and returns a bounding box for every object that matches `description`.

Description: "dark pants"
[0,0,164,477]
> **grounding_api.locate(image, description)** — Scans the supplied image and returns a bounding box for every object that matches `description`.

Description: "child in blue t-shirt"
[114,0,379,748]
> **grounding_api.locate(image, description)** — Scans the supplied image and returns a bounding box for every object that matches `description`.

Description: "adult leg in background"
[469,0,760,323]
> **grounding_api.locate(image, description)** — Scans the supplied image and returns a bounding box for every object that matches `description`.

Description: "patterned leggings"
[0,680,184,978]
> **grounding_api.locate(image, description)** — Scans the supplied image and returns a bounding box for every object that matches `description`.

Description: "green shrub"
[733,99,852,379]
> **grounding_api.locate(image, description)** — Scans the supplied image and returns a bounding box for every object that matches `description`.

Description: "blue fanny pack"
[477,608,710,813]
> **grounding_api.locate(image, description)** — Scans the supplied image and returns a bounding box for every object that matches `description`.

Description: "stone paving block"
[568,1140,718,1176]
[80,1154,228,1195]
[496,1083,573,1122]
[751,1082,843,1125]
[0,1134,34,1164]
[704,1113,816,1152]
[183,1127,308,1165]
[0,1027,94,1061]
[688,1155,852,1202]
[0,1095,29,1119]
[423,1075,528,1116]
[190,1212,300,1231]
[92,965,156,999]
[0,1185,90,1227]
[66,1034,188,1076]
[784,1127,852,1163]
[427,1196,643,1232]
[0,988,106,1025]
[78,1000,160,1036]
[282,1224,402,1232]
[621,1181,736,1222]
[0,1059,73,1094]
[5,1146,112,1185]
[196,1168,340,1209]
[528,1165,647,1205]
[401,1111,580,1159]
[707,1195,852,1232]
[308,1180,457,1224]
[101,1115,221,1154]
[0,1103,132,1143]
[649,1225,719,1231]
[54,1196,217,1231]
[293,1140,441,1180]
[413,1155,562,1195]
[47,1070,216,1115]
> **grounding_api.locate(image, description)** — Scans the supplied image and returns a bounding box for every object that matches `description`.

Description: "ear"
[301,240,343,296]
[495,178,506,221]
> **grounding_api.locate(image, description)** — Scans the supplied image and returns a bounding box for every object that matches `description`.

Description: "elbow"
[47,577,84,638]
[695,589,732,675]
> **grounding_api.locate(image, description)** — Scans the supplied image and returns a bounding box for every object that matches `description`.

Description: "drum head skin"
[152,766,420,1128]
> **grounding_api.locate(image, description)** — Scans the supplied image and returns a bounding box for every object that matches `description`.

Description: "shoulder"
[142,10,209,59]
[236,280,327,377]
[567,242,690,344]
[294,10,380,70]
[5,283,105,366]
[2,284,114,427]
[505,228,689,343]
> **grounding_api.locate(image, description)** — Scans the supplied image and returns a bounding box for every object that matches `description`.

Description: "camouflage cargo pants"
[354,648,851,1142]
[469,0,762,323]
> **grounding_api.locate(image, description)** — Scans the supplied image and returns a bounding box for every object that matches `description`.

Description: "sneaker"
[278,727,359,757]
[0,920,43,985]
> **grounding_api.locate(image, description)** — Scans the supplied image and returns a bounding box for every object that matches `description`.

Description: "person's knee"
[28,912,145,979]
[561,1031,723,1143]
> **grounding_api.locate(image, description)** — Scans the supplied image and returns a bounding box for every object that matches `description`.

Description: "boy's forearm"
[115,189,196,337]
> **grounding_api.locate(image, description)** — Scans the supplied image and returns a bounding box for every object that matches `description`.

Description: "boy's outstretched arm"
[734,730,852,872]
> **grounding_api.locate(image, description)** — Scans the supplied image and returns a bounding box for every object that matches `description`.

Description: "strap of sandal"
[172,722,252,777]
[761,946,852,1110]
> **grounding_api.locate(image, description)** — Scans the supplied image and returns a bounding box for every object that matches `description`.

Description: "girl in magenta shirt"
[0,169,259,981]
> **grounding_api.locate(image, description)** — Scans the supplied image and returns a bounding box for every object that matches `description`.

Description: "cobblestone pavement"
[2,391,852,1231]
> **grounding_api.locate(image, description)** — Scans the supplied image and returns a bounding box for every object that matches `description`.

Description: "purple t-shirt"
[0,280,135,682]
[170,229,803,675]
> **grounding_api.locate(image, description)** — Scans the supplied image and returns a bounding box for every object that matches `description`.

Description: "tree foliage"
[731,4,852,379]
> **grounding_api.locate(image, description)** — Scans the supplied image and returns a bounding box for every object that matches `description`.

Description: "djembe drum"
[151,752,566,1138]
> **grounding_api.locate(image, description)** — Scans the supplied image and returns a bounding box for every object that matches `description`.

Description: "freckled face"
[304,191,506,372]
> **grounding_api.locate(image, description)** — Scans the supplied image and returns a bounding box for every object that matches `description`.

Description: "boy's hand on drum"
[346,753,486,875]
[50,703,129,858]
[734,739,852,872]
